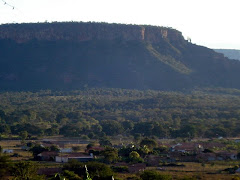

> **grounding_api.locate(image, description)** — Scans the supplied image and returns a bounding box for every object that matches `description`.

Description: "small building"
[170,143,204,153]
[55,153,94,163]
[2,149,13,153]
[37,151,59,161]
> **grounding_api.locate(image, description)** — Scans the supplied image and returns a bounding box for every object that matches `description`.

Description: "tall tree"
[11,161,44,180]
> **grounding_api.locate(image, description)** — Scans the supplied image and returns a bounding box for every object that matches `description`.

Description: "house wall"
[55,156,68,163]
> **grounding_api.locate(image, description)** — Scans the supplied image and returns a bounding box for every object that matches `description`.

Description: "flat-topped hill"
[0,22,239,91]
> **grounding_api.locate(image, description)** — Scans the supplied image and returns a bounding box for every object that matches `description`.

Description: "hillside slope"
[0,22,240,91]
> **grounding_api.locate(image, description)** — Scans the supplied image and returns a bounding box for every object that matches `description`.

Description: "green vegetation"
[146,43,192,74]
[1,88,240,139]
[101,147,119,163]
[0,153,11,178]
[63,160,113,180]
[11,161,44,180]
[140,170,172,180]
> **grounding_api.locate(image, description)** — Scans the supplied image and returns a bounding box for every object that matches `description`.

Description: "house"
[55,153,94,163]
[170,143,204,153]
[2,149,13,153]
[37,151,59,161]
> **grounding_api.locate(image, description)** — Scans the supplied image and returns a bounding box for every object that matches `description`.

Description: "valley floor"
[1,136,240,179]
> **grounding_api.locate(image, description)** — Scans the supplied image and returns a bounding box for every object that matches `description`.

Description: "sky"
[0,0,240,49]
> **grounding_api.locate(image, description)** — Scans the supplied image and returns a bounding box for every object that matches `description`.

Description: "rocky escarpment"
[0,22,185,44]
[0,22,240,91]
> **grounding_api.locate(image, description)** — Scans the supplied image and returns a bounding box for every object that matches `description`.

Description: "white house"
[2,149,13,153]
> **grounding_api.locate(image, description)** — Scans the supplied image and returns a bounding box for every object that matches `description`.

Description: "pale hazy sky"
[0,0,240,49]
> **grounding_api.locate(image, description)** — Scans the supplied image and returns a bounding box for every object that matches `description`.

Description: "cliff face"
[0,22,184,44]
[0,22,240,91]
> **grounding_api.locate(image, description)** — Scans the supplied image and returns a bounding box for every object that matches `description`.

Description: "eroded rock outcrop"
[0,22,184,44]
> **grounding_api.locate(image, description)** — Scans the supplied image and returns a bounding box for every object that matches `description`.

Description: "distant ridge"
[0,22,240,91]
[214,49,240,61]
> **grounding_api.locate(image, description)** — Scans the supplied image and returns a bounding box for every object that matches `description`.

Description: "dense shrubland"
[1,88,240,139]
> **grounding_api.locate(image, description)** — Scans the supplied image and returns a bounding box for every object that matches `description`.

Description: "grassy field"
[0,140,33,160]
[0,140,21,147]
[149,161,240,180]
